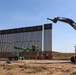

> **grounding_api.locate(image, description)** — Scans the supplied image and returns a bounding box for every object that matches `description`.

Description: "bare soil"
[0,60,76,75]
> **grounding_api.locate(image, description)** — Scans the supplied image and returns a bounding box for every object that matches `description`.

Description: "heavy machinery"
[47,17,76,62]
[47,17,76,30]
[8,45,38,60]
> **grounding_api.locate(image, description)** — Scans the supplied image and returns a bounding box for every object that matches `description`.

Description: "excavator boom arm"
[47,17,76,30]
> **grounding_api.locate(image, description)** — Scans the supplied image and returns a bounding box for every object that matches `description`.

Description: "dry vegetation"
[0,62,76,75]
[52,52,76,60]
[0,52,76,75]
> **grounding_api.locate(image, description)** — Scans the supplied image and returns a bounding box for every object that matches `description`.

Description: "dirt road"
[0,59,76,75]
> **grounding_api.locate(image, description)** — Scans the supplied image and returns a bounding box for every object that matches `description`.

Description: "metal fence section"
[44,23,52,52]
[0,25,42,53]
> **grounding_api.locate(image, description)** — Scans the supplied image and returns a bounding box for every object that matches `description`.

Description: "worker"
[41,53,44,60]
[74,56,76,62]
[45,53,49,60]
[36,53,40,60]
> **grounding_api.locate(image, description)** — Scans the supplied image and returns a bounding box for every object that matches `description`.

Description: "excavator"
[47,17,76,30]
[8,45,38,60]
[47,17,76,63]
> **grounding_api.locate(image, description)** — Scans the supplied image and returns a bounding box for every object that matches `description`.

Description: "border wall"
[0,23,52,59]
[0,25,42,58]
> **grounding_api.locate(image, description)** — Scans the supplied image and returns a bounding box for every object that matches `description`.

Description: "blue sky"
[0,0,76,53]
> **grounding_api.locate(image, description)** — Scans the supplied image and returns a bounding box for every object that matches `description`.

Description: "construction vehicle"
[47,17,76,30]
[8,45,38,60]
[47,17,76,62]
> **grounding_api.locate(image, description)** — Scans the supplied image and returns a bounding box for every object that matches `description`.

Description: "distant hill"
[52,51,61,53]
[52,51,76,60]
[52,51,74,54]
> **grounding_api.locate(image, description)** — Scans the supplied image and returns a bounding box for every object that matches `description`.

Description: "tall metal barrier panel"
[44,23,52,59]
[0,25,42,57]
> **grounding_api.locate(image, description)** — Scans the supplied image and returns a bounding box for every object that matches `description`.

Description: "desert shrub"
[7,70,14,75]
[20,68,25,71]
[47,69,54,74]
[3,64,16,70]
[32,66,46,73]
[70,72,76,75]
[19,64,46,73]
[19,64,31,69]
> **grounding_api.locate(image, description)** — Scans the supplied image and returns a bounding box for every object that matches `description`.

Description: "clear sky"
[0,0,76,53]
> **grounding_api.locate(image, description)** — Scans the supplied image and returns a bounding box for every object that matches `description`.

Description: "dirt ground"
[0,60,76,75]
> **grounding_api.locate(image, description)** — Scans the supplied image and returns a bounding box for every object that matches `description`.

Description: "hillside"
[52,51,76,60]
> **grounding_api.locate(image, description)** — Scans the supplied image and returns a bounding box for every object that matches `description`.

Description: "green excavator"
[8,45,38,60]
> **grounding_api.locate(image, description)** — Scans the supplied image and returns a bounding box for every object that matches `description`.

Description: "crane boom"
[47,17,76,30]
